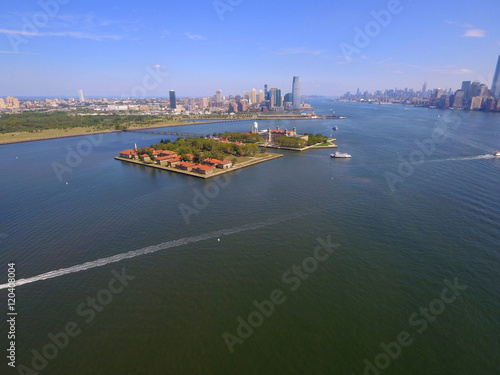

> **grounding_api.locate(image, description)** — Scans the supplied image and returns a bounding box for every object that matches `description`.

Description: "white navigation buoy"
[217,238,220,242]
[66,182,68,185]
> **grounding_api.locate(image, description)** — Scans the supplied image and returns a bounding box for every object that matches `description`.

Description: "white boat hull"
[331,152,351,158]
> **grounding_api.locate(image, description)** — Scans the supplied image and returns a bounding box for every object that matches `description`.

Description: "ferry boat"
[331,152,351,158]
[494,151,500,157]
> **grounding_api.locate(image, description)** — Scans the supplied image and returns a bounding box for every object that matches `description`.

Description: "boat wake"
[0,211,318,290]
[427,154,496,163]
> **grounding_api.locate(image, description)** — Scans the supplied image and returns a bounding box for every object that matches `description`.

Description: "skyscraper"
[264,85,268,101]
[251,88,257,104]
[258,90,264,103]
[78,89,85,103]
[461,81,471,102]
[215,90,223,103]
[275,89,282,107]
[452,90,464,108]
[421,82,427,98]
[5,96,19,108]
[292,76,301,110]
[469,81,481,99]
[169,90,176,110]
[491,55,500,98]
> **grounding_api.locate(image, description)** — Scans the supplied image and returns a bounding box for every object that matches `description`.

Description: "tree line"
[0,111,164,133]
[139,136,260,164]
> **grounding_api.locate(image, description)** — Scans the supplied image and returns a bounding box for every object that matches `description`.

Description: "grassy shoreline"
[0,117,340,146]
[0,121,204,145]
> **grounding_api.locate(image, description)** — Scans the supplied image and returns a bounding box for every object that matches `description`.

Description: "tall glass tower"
[491,55,500,98]
[292,76,301,110]
[169,90,176,110]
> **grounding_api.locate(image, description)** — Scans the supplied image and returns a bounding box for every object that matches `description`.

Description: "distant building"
[258,90,264,103]
[478,84,489,97]
[78,89,85,103]
[270,88,280,107]
[470,96,483,110]
[0,98,5,108]
[237,100,248,112]
[5,96,20,108]
[169,90,176,110]
[491,55,500,98]
[198,97,209,109]
[421,82,427,98]
[251,88,257,104]
[215,90,223,103]
[452,90,464,108]
[292,76,301,110]
[437,95,450,109]
[461,81,471,103]
[469,81,481,99]
[228,101,238,113]
[274,88,282,107]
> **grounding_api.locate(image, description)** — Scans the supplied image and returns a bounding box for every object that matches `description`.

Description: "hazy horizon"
[1,0,499,97]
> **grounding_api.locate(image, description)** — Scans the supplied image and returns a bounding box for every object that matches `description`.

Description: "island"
[115,132,283,179]
[115,127,338,178]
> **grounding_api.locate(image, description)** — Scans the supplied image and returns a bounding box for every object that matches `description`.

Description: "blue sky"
[1,0,499,98]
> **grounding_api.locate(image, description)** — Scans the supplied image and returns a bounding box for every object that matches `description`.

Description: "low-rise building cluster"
[119,148,233,175]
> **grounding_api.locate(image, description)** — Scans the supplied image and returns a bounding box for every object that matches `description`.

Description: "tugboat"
[331,152,352,158]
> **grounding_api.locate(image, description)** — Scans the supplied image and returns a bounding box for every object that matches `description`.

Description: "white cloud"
[452,68,474,75]
[272,47,324,56]
[462,29,486,38]
[0,28,121,41]
[185,32,205,41]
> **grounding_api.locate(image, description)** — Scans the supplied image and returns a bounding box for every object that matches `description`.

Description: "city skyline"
[0,0,499,97]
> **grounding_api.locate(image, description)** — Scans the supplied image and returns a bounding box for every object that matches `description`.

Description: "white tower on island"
[251,122,258,133]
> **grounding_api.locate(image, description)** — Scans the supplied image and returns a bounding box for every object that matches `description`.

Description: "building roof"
[156,155,173,160]
[194,164,215,171]
[178,162,196,167]
[159,150,176,155]
[203,158,223,164]
[120,149,137,155]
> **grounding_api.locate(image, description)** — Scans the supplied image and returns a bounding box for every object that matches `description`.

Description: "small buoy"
[16,156,18,159]
[217,238,220,242]
[65,182,68,185]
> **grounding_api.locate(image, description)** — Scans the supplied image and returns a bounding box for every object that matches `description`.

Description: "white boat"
[494,151,500,157]
[331,152,351,158]
[332,126,338,131]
